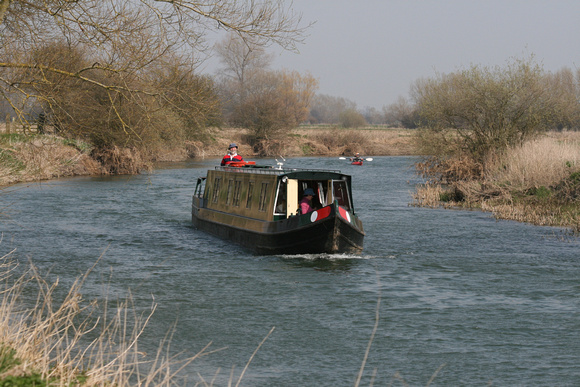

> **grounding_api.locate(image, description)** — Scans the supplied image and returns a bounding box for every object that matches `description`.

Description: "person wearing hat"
[221,143,244,166]
[349,152,364,162]
[300,188,316,214]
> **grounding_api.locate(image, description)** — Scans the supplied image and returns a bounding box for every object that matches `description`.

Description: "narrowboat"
[191,161,365,255]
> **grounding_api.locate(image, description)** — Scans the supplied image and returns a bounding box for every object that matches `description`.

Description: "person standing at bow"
[221,143,244,166]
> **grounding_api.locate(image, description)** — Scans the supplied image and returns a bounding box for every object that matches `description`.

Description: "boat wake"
[278,253,371,260]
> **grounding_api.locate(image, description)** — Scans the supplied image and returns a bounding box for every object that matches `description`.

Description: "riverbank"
[0,126,419,187]
[184,126,418,159]
[411,131,580,233]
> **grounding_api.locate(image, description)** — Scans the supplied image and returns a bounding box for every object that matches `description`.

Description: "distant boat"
[192,162,365,254]
[351,160,363,166]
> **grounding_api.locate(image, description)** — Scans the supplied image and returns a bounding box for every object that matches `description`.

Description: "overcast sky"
[263,0,580,109]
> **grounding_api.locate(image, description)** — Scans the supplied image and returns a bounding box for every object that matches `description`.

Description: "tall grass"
[0,252,205,385]
[412,131,580,232]
[486,137,580,190]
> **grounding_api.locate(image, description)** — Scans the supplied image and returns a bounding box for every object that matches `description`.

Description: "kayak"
[351,161,363,166]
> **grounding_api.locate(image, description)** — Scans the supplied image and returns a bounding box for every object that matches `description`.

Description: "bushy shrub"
[339,109,366,128]
[412,56,558,162]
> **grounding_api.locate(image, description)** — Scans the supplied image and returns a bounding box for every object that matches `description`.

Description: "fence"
[1,114,49,134]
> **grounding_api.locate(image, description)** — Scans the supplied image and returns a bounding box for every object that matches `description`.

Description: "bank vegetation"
[409,57,580,232]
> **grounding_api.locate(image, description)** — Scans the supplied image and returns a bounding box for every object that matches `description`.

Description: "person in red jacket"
[221,143,244,166]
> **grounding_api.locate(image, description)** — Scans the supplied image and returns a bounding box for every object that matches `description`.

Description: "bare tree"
[360,106,381,125]
[383,96,418,128]
[544,67,580,130]
[215,32,274,123]
[412,56,559,161]
[215,32,274,85]
[309,94,357,124]
[234,69,318,139]
[0,0,309,149]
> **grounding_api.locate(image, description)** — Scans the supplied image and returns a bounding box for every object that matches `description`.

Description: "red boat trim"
[338,206,351,223]
[310,206,331,222]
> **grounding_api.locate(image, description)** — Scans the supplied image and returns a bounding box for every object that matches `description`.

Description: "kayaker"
[221,143,244,166]
[300,188,315,214]
[350,153,364,162]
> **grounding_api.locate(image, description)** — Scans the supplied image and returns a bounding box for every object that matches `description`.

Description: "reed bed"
[412,131,580,232]
[485,137,580,190]
[0,252,206,386]
[0,135,102,186]
[0,249,294,386]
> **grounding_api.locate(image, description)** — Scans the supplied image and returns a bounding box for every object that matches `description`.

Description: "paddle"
[339,157,373,161]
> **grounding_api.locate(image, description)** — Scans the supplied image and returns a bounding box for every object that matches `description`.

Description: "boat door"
[194,177,206,198]
[332,179,352,210]
[274,177,300,218]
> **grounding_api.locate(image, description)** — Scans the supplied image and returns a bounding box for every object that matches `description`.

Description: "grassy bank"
[411,131,580,233]
[0,133,103,187]
[0,126,419,187]
[184,126,418,159]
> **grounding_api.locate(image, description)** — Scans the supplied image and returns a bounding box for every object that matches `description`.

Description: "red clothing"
[221,153,244,166]
[300,197,314,214]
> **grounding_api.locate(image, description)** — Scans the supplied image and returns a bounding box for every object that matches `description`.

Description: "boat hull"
[192,198,364,255]
[351,161,363,165]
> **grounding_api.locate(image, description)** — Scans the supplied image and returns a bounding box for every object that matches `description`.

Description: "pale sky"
[265,0,580,109]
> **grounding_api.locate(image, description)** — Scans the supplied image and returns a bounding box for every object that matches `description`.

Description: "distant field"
[201,126,419,158]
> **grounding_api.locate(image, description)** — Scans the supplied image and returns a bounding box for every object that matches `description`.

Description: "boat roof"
[213,164,349,180]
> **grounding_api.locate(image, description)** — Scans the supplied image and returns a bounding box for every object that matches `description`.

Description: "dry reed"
[413,131,580,232]
[0,136,102,186]
[410,183,446,208]
[0,252,207,386]
[485,136,580,190]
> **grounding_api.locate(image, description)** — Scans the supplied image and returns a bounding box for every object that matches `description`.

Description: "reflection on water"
[1,156,580,386]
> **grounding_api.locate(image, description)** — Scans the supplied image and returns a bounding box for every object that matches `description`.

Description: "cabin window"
[233,181,242,207]
[258,182,269,212]
[299,181,325,210]
[333,181,351,210]
[212,177,221,203]
[246,181,254,209]
[274,180,287,215]
[226,179,234,205]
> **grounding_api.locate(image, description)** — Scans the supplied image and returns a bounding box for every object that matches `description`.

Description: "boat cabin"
[194,165,356,222]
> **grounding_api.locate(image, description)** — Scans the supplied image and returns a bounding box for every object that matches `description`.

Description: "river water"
[1,156,579,386]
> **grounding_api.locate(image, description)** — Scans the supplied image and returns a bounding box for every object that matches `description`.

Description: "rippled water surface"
[2,156,579,386]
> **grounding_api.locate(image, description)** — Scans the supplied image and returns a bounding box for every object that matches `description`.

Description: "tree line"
[1,1,579,166]
[0,0,310,159]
